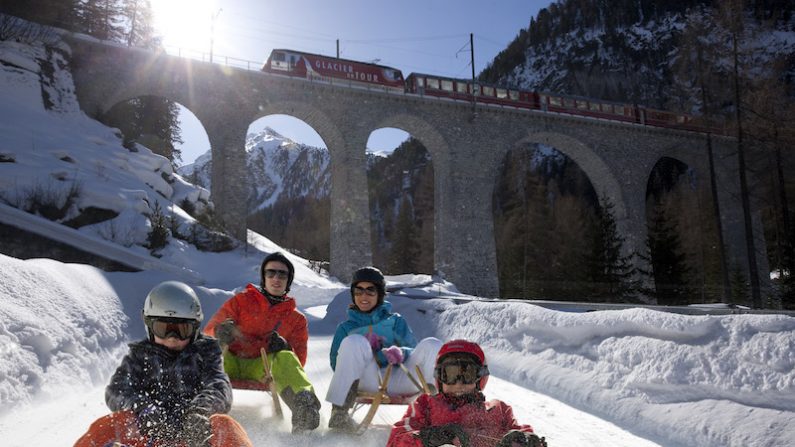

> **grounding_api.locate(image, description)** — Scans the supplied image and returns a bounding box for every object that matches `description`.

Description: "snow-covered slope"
[0,39,213,252]
[1,251,794,446]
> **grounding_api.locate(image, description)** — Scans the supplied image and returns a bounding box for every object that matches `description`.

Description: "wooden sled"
[351,363,432,433]
[224,347,283,419]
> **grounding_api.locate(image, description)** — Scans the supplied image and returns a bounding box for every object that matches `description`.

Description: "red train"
[262,49,713,134]
[262,49,405,90]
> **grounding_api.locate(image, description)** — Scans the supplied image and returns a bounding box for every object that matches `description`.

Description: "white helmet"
[142,281,203,341]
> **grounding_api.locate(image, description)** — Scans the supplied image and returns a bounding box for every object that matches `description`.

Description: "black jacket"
[105,334,232,420]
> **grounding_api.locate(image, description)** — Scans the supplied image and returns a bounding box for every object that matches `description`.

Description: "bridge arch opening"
[366,127,435,276]
[492,143,600,300]
[244,114,331,265]
[644,156,724,305]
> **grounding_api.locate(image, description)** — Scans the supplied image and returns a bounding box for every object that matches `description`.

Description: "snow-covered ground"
[1,33,794,447]
[1,248,794,447]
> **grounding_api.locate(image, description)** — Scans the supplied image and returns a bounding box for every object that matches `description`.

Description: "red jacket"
[387,392,535,447]
[204,284,308,365]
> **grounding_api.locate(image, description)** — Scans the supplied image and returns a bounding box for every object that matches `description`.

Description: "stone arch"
[517,131,626,219]
[370,113,452,276]
[251,100,344,155]
[371,113,451,164]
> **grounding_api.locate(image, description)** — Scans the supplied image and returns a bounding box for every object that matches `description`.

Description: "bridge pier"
[434,140,500,298]
[328,137,373,283]
[207,125,248,242]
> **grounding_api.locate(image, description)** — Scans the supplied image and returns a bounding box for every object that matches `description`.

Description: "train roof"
[269,48,402,72]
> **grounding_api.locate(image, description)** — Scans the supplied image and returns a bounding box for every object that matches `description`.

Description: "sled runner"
[351,363,431,433]
[224,347,283,418]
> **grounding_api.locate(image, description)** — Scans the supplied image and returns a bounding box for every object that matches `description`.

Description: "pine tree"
[102,97,183,163]
[644,205,693,305]
[79,0,124,41]
[122,0,156,48]
[584,195,635,301]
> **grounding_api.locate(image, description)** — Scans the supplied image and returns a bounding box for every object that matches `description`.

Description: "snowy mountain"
[179,128,332,212]
[483,0,795,110]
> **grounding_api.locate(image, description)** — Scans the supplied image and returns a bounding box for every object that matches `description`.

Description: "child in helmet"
[203,251,321,433]
[74,281,253,447]
[386,339,547,447]
[326,266,442,432]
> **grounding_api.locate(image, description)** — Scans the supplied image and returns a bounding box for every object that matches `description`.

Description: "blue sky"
[149,0,553,164]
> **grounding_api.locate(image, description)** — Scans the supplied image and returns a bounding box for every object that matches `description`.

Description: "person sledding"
[386,339,548,447]
[203,251,321,433]
[325,266,442,432]
[74,281,253,447]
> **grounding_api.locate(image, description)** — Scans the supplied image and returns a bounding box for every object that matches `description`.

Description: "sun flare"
[150,0,223,51]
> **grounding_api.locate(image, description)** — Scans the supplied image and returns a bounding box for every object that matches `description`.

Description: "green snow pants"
[223,350,314,395]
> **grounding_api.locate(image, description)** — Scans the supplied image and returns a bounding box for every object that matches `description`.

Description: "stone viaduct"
[65,36,769,299]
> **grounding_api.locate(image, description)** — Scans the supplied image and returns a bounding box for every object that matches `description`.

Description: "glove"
[214,319,238,346]
[136,404,171,440]
[364,331,383,350]
[496,430,548,447]
[266,331,291,353]
[381,345,404,365]
[417,424,469,447]
[181,411,213,447]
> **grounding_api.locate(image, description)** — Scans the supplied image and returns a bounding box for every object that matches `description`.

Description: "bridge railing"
[162,46,263,71]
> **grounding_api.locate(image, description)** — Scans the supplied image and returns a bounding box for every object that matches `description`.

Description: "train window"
[614,106,625,115]
[482,86,494,96]
[577,101,588,110]
[456,82,467,93]
[272,52,285,62]
[384,69,401,81]
[471,84,480,95]
[509,90,519,100]
[441,79,454,91]
[549,96,562,107]
[416,77,425,88]
[590,102,601,111]
[427,78,440,90]
[563,98,576,108]
[496,88,507,99]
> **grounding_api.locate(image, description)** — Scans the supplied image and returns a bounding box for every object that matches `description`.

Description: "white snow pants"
[325,335,442,406]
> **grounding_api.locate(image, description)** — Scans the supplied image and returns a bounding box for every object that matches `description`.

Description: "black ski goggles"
[436,360,488,385]
[146,317,198,340]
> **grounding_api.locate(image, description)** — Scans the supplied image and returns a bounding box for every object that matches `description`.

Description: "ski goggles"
[353,286,378,297]
[436,360,486,385]
[264,268,289,279]
[147,317,197,340]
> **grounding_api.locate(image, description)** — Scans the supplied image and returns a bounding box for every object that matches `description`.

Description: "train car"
[262,49,405,90]
[405,73,539,108]
[406,71,710,133]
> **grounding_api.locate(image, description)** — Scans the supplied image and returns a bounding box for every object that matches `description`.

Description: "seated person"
[75,281,253,447]
[386,339,547,447]
[326,266,442,431]
[203,252,321,433]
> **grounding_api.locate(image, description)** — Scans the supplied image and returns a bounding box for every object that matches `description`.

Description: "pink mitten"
[382,346,404,365]
[364,331,382,350]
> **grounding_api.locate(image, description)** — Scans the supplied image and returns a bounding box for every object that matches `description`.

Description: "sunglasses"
[148,317,197,340]
[353,286,378,297]
[264,269,289,279]
[436,361,484,385]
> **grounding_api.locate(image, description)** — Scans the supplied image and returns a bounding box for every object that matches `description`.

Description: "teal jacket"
[329,301,418,370]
